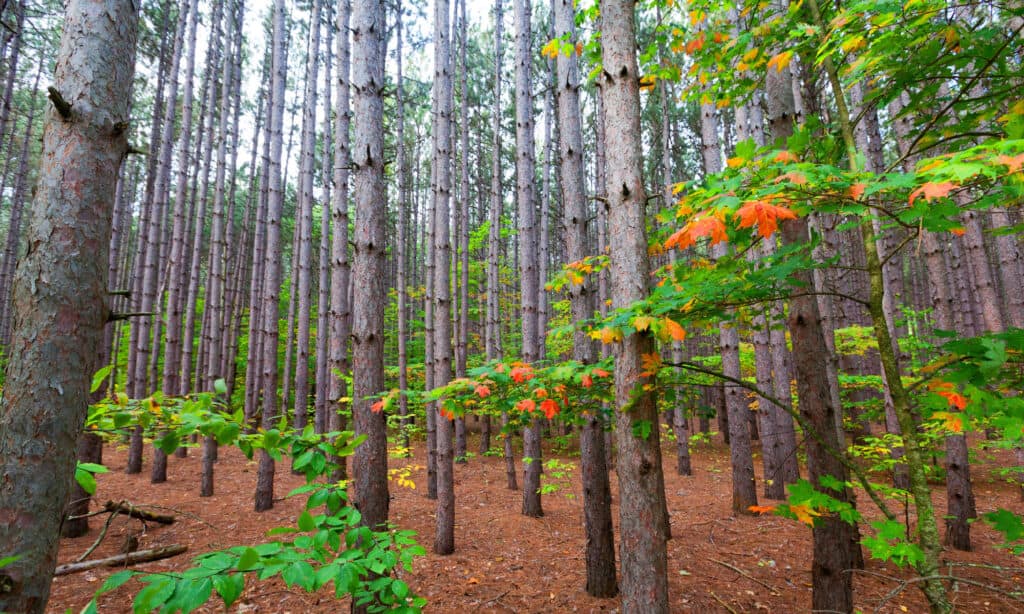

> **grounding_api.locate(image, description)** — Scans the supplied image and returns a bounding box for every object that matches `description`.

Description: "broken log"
[103,500,175,524]
[54,544,188,576]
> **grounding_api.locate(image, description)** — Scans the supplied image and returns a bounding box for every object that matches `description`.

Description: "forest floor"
[49,433,1024,613]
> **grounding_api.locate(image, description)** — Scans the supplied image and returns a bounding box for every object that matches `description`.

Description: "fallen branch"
[55,544,187,576]
[709,590,738,614]
[103,500,175,525]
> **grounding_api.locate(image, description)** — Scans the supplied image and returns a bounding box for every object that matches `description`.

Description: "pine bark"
[601,0,669,609]
[432,0,456,554]
[0,0,137,609]
[351,0,390,532]
[515,0,543,519]
[555,0,616,596]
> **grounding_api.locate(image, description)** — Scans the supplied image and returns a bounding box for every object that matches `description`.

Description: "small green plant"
[538,459,576,499]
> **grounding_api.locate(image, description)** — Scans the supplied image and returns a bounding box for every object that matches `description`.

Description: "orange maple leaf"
[516,398,536,413]
[665,213,728,250]
[371,399,385,413]
[936,389,968,410]
[908,181,956,205]
[996,153,1024,173]
[749,504,777,515]
[540,399,561,420]
[950,227,966,236]
[685,32,706,55]
[640,352,663,377]
[511,365,533,383]
[774,171,808,185]
[592,368,611,378]
[849,182,867,201]
[534,388,549,399]
[735,200,798,239]
[933,411,964,433]
[475,385,491,398]
[790,503,820,526]
[663,317,687,341]
[581,374,594,389]
[774,150,798,163]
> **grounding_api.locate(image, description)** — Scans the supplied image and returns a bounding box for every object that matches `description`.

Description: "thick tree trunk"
[351,0,389,533]
[0,0,137,609]
[601,1,669,610]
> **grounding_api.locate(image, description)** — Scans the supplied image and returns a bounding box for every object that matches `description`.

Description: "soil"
[48,434,1024,613]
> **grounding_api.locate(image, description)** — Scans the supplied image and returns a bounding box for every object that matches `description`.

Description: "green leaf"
[632,419,653,440]
[392,578,410,599]
[212,573,244,608]
[297,510,316,532]
[0,554,21,568]
[984,509,1024,542]
[281,561,316,590]
[79,599,98,614]
[214,378,228,395]
[91,365,112,393]
[169,577,213,614]
[236,547,259,572]
[75,468,97,496]
[132,577,174,614]
[99,570,134,593]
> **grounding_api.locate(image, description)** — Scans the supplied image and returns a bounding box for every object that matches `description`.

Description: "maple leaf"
[475,385,491,399]
[774,150,798,163]
[666,212,729,250]
[685,32,705,55]
[767,50,793,72]
[633,315,655,331]
[574,41,584,56]
[949,227,966,236]
[541,39,559,59]
[749,505,777,515]
[494,362,505,373]
[735,200,798,239]
[933,411,964,433]
[581,374,594,389]
[592,368,611,378]
[726,156,745,168]
[775,171,808,185]
[849,182,867,200]
[371,399,385,413]
[639,75,656,92]
[511,366,533,383]
[996,153,1024,173]
[534,388,548,399]
[662,317,687,341]
[541,399,560,420]
[790,503,820,526]
[516,398,536,413]
[936,389,968,410]
[640,352,663,377]
[908,181,956,205]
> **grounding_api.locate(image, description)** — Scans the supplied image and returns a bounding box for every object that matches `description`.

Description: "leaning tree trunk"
[554,0,616,596]
[0,0,137,609]
[514,0,543,519]
[601,0,669,610]
[351,0,389,533]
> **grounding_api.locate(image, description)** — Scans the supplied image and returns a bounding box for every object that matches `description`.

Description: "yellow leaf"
[742,48,760,62]
[790,503,820,526]
[633,315,655,332]
[767,50,793,72]
[727,156,745,168]
[541,39,559,59]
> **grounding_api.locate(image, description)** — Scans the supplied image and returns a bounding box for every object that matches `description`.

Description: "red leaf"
[735,200,798,239]
[540,399,560,420]
[908,181,956,205]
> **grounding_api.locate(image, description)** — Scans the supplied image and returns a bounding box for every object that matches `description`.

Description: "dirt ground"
[48,434,1024,613]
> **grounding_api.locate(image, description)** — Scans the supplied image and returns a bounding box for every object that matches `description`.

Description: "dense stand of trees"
[0,0,1022,612]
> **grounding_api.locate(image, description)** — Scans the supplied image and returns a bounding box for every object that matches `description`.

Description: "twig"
[75,506,122,562]
[711,557,780,595]
[709,590,738,614]
[103,500,175,524]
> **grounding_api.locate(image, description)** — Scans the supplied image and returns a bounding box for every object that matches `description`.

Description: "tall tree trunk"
[454,0,470,464]
[351,0,389,532]
[292,0,322,434]
[766,16,856,611]
[328,0,352,480]
[315,3,334,434]
[254,0,288,513]
[601,0,668,609]
[394,10,410,447]
[515,0,543,519]
[0,0,137,608]
[489,0,515,488]
[555,0,616,596]
[431,0,455,554]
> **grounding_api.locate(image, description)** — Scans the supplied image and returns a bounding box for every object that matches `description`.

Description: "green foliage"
[80,378,426,613]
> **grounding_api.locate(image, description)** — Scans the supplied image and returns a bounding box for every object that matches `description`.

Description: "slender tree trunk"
[431,0,456,554]
[454,0,470,464]
[555,0,616,596]
[254,0,288,513]
[0,0,137,608]
[314,4,334,434]
[395,11,410,447]
[328,0,352,480]
[601,0,668,609]
[515,0,543,519]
